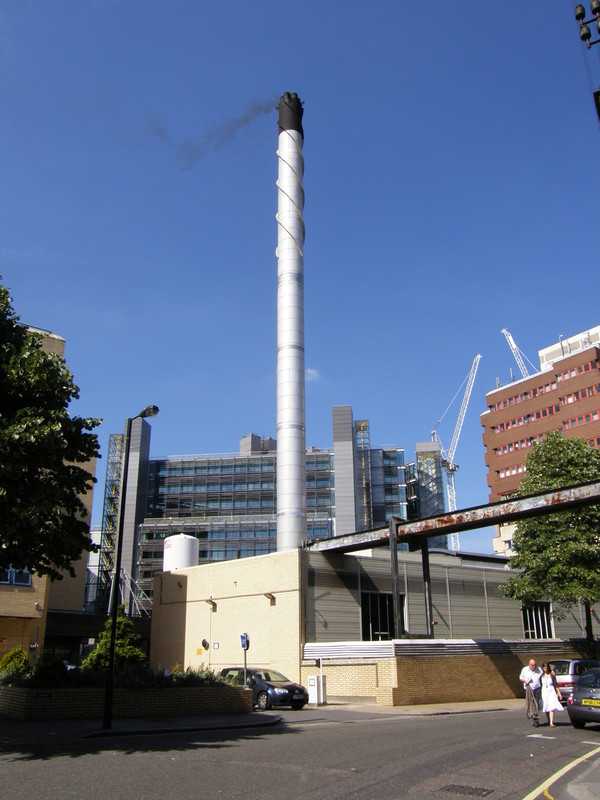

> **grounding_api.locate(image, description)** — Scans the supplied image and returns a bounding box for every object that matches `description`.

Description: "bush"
[81,606,147,672]
[26,653,70,688]
[0,666,28,687]
[0,646,29,673]
[0,646,31,686]
[0,637,227,690]
[170,666,228,687]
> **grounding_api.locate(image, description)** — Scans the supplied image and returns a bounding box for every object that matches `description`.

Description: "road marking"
[528,734,556,740]
[521,744,600,800]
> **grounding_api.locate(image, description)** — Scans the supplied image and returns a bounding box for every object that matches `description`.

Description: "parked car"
[549,659,600,700]
[220,667,309,710]
[567,667,600,728]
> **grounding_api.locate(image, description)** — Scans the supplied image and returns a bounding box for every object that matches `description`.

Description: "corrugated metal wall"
[305,553,361,642]
[305,551,596,642]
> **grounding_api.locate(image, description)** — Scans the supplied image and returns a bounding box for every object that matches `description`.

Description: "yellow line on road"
[522,745,600,800]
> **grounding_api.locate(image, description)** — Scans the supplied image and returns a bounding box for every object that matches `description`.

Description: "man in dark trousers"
[519,658,543,726]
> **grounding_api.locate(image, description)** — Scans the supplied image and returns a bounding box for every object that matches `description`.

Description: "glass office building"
[92,405,447,613]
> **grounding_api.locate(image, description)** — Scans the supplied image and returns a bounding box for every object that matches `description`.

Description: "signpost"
[241,632,250,685]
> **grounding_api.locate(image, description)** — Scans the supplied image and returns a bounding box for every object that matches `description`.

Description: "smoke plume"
[146,98,278,171]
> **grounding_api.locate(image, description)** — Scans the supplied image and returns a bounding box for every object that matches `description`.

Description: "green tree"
[82,606,147,671]
[0,280,100,579]
[501,431,600,647]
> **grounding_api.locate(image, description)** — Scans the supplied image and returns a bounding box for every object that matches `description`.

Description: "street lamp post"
[574,3,600,121]
[102,404,159,730]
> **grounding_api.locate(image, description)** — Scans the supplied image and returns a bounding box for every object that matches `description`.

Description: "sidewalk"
[0,697,524,744]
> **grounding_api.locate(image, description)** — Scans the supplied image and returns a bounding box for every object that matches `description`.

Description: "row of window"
[556,360,597,381]
[490,360,599,413]
[491,382,559,412]
[533,404,561,420]
[494,404,561,432]
[156,478,334,493]
[154,456,333,478]
[157,481,275,493]
[495,416,600,456]
[156,461,275,477]
[495,434,545,456]
[495,415,528,432]
[141,528,274,542]
[492,391,530,411]
[498,463,526,479]
[530,382,557,398]
[564,409,600,430]
[169,530,275,546]
[561,384,600,404]
[158,497,277,510]
[140,522,332,545]
[151,495,334,511]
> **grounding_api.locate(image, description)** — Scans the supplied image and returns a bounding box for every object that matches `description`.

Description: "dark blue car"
[220,667,308,710]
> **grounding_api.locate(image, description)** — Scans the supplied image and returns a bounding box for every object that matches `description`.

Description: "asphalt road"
[2,706,599,799]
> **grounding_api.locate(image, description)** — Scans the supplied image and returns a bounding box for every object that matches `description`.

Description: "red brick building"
[481,326,600,554]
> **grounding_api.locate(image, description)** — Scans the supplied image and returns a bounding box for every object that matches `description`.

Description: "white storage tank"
[163,534,199,572]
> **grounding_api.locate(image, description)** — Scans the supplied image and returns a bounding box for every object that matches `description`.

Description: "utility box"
[307,674,327,705]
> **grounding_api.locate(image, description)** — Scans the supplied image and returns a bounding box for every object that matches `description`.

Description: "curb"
[83,714,282,739]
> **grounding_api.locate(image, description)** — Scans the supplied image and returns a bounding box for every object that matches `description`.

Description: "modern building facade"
[92,405,448,615]
[414,441,446,519]
[150,547,597,705]
[481,325,600,554]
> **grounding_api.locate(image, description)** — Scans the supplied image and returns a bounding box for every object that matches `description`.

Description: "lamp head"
[139,405,159,419]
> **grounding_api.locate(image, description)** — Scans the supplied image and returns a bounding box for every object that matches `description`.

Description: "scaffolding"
[84,433,124,614]
[355,420,372,530]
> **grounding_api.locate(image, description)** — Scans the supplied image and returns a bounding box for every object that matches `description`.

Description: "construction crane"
[431,353,482,551]
[501,328,532,379]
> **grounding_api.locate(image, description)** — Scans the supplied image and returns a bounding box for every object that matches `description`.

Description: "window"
[361,592,402,641]
[0,567,32,587]
[576,671,600,688]
[522,602,552,639]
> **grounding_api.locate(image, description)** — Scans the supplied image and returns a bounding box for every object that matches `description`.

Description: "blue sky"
[3,1,600,552]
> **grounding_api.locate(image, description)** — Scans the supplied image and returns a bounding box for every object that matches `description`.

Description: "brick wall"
[0,574,49,666]
[151,550,303,682]
[0,685,253,721]
[301,642,593,705]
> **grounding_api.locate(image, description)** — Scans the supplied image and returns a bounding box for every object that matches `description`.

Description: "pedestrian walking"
[520,658,542,726]
[540,662,564,727]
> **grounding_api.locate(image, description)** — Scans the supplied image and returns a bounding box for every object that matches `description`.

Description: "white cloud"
[306,368,320,382]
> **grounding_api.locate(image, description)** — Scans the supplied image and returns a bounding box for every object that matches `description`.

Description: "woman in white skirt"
[541,661,563,727]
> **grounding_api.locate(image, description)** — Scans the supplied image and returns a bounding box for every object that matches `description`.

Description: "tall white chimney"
[276,92,306,551]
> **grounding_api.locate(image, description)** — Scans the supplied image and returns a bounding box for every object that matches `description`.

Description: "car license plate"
[582,698,600,706]
[293,694,303,699]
